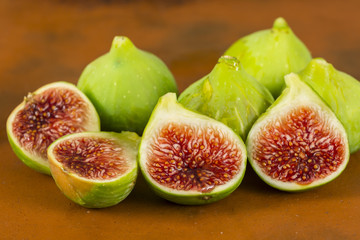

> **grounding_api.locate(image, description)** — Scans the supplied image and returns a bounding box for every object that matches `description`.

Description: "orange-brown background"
[1,0,360,239]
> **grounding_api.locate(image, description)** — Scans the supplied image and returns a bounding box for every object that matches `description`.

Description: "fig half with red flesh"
[246,73,350,191]
[48,131,139,208]
[6,82,100,175]
[139,93,247,205]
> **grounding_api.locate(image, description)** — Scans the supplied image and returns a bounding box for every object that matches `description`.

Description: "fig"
[178,55,274,140]
[138,93,247,205]
[6,82,100,175]
[298,58,360,153]
[225,17,312,98]
[246,73,349,191]
[47,131,139,208]
[77,36,178,135]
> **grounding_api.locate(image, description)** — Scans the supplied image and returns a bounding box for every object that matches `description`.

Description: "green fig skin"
[139,93,247,205]
[179,55,274,140]
[77,36,178,135]
[298,58,360,153]
[246,73,350,191]
[225,17,312,98]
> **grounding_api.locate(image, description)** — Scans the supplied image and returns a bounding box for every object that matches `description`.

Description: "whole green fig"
[77,36,178,135]
[178,55,274,140]
[225,17,312,98]
[298,58,360,153]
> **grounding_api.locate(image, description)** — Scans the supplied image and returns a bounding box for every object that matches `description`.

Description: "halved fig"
[225,17,311,98]
[246,73,350,191]
[77,36,178,135]
[48,131,139,208]
[6,82,100,175]
[298,58,360,153]
[139,93,247,205]
[179,55,274,140]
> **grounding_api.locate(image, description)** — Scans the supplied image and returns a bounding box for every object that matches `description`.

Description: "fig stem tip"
[273,17,289,30]
[110,36,135,52]
[218,55,240,70]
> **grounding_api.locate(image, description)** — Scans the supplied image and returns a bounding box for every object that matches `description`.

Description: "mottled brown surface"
[1,0,360,239]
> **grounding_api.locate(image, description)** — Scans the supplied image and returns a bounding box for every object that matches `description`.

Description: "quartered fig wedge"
[246,73,350,191]
[139,93,247,205]
[6,82,100,175]
[179,55,274,140]
[298,58,360,153]
[77,36,178,135]
[48,131,139,208]
[225,17,311,98]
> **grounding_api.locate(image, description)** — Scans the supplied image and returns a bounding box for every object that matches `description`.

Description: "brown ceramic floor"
[1,0,360,239]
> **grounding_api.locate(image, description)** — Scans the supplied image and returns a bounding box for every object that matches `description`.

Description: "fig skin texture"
[77,36,178,135]
[6,82,100,175]
[48,131,140,208]
[139,93,247,205]
[179,55,274,141]
[225,17,311,98]
[298,58,360,153]
[246,73,350,191]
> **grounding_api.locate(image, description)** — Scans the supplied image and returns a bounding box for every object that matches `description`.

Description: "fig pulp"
[48,131,139,208]
[179,55,274,140]
[6,82,100,175]
[139,93,247,205]
[246,73,349,191]
[77,36,178,135]
[298,58,360,153]
[225,17,311,98]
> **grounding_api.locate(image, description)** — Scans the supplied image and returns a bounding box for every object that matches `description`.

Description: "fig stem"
[313,57,330,66]
[273,17,289,30]
[217,55,240,71]
[110,36,135,55]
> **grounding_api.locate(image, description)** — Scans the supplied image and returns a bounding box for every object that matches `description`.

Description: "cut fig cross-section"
[48,131,139,208]
[246,73,350,191]
[6,82,100,175]
[139,93,247,205]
